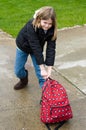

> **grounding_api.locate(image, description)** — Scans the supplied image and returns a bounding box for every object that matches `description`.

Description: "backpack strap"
[45,124,51,130]
[54,121,66,130]
[45,121,66,130]
[40,78,51,104]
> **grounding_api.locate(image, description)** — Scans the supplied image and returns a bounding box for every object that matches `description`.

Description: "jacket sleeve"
[45,40,56,66]
[26,22,44,65]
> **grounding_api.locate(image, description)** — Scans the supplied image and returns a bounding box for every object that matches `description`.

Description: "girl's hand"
[39,65,52,79]
[41,69,48,79]
[40,64,48,79]
[47,66,52,78]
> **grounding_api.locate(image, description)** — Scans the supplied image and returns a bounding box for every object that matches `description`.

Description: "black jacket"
[16,19,56,66]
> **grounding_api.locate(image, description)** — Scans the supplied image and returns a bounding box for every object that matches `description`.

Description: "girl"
[14,6,57,90]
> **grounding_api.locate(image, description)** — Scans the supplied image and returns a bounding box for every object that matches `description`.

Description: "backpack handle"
[46,77,52,81]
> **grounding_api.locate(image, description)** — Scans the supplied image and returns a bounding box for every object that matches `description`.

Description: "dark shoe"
[14,70,28,90]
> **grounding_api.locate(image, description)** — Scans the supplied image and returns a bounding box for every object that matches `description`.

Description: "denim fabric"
[31,54,45,87]
[14,48,28,78]
[14,48,45,87]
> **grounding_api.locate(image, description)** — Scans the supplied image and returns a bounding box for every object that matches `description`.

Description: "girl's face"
[40,18,52,30]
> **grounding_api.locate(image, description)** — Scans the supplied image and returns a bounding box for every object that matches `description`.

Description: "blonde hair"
[32,6,57,40]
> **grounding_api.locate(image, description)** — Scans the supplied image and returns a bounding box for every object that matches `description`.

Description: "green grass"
[0,0,86,37]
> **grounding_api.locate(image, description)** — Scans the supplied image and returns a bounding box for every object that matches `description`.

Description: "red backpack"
[40,78,73,130]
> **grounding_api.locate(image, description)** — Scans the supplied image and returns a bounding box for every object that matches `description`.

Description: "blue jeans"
[14,48,45,88]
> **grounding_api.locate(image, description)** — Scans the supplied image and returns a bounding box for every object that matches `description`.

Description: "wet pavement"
[0,26,86,130]
[55,26,86,95]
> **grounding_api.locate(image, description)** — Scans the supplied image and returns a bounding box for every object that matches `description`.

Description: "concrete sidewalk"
[0,26,86,130]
